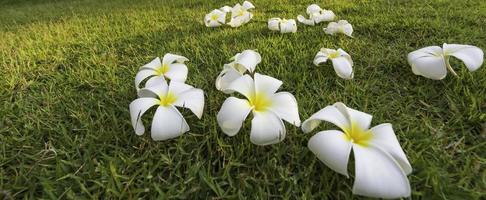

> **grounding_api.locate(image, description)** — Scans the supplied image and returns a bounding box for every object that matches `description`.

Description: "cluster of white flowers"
[126,2,485,199]
[204,1,255,28]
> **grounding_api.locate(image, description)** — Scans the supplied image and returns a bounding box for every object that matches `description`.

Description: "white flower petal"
[313,51,329,66]
[226,74,255,100]
[217,97,252,136]
[140,57,162,70]
[168,81,193,97]
[314,10,335,23]
[301,105,350,133]
[331,57,354,79]
[268,18,281,31]
[370,123,412,175]
[306,4,322,14]
[352,144,411,199]
[340,22,353,37]
[254,73,282,96]
[205,19,222,27]
[323,22,338,35]
[129,98,159,135]
[220,6,232,13]
[297,15,315,26]
[151,106,190,141]
[174,88,205,119]
[269,92,300,126]
[164,63,188,82]
[250,111,286,145]
[308,130,352,176]
[138,76,168,98]
[134,69,157,91]
[333,102,372,131]
[215,65,244,93]
[338,48,353,66]
[408,53,447,80]
[162,53,188,65]
[234,50,261,72]
[280,19,297,33]
[242,1,255,10]
[443,43,484,72]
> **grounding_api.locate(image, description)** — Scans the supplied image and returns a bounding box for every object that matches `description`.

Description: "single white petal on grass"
[279,19,297,33]
[314,48,354,79]
[234,49,261,72]
[151,106,190,141]
[129,98,159,135]
[324,20,353,37]
[408,44,484,79]
[242,1,255,10]
[369,123,412,174]
[217,97,252,136]
[268,18,281,31]
[352,145,411,199]
[250,111,286,145]
[303,102,411,198]
[308,130,352,176]
[217,73,300,145]
[443,43,484,72]
[297,15,315,26]
[205,9,227,27]
[269,92,301,126]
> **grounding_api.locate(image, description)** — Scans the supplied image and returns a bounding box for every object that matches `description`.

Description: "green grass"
[1,0,485,199]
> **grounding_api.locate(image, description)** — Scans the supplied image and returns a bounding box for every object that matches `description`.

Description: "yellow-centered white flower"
[268,18,297,33]
[302,102,412,199]
[324,20,353,37]
[215,50,261,93]
[204,9,227,27]
[217,73,301,145]
[314,48,354,79]
[135,53,189,91]
[407,43,484,80]
[297,4,335,26]
[129,77,204,141]
[227,1,255,27]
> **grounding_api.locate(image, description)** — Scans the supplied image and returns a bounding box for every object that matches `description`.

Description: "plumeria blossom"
[135,53,189,91]
[204,9,227,27]
[215,50,261,93]
[217,73,300,145]
[129,77,204,141]
[227,1,255,27]
[407,43,484,80]
[314,48,354,79]
[324,20,353,37]
[302,102,412,199]
[297,4,336,26]
[268,18,297,33]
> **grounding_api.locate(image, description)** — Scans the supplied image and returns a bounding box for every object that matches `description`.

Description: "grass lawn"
[1,0,485,199]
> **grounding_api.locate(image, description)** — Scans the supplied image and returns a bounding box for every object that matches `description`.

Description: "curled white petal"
[407,47,447,80]
[129,98,159,135]
[220,6,232,13]
[140,57,162,70]
[134,69,156,91]
[306,4,322,14]
[269,92,301,126]
[324,20,353,37]
[332,56,354,79]
[313,10,335,23]
[308,130,352,176]
[268,18,281,31]
[215,64,244,93]
[217,97,252,136]
[314,48,354,79]
[151,106,190,141]
[250,111,286,145]
[242,1,255,10]
[254,73,282,96]
[297,15,315,26]
[164,63,188,82]
[234,49,261,72]
[280,19,297,33]
[173,88,205,119]
[162,53,188,65]
[443,43,484,72]
[226,74,255,99]
[302,104,350,133]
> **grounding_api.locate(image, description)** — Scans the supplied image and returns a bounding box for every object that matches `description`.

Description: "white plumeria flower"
[302,102,412,199]
[215,50,261,93]
[324,20,353,37]
[129,77,204,141]
[407,43,484,80]
[297,4,336,26]
[217,73,300,145]
[314,48,354,79]
[268,18,297,33]
[135,53,189,91]
[227,1,255,27]
[204,9,227,27]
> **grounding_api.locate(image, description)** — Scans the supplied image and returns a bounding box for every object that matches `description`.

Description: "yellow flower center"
[237,9,246,17]
[343,122,373,146]
[159,92,177,106]
[249,92,272,112]
[328,51,340,59]
[210,14,219,21]
[155,63,170,76]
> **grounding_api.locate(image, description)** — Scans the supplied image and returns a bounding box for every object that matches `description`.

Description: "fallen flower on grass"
[324,20,353,37]
[135,53,189,91]
[297,4,335,26]
[215,49,261,93]
[302,102,412,199]
[228,1,255,27]
[314,48,354,79]
[407,43,484,80]
[268,18,297,33]
[130,77,204,141]
[217,73,300,145]
[204,9,227,27]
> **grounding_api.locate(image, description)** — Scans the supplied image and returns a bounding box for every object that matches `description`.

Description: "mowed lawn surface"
[0,0,485,199]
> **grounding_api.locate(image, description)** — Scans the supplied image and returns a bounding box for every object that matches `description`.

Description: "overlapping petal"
[308,130,352,176]
[250,111,286,145]
[217,97,252,136]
